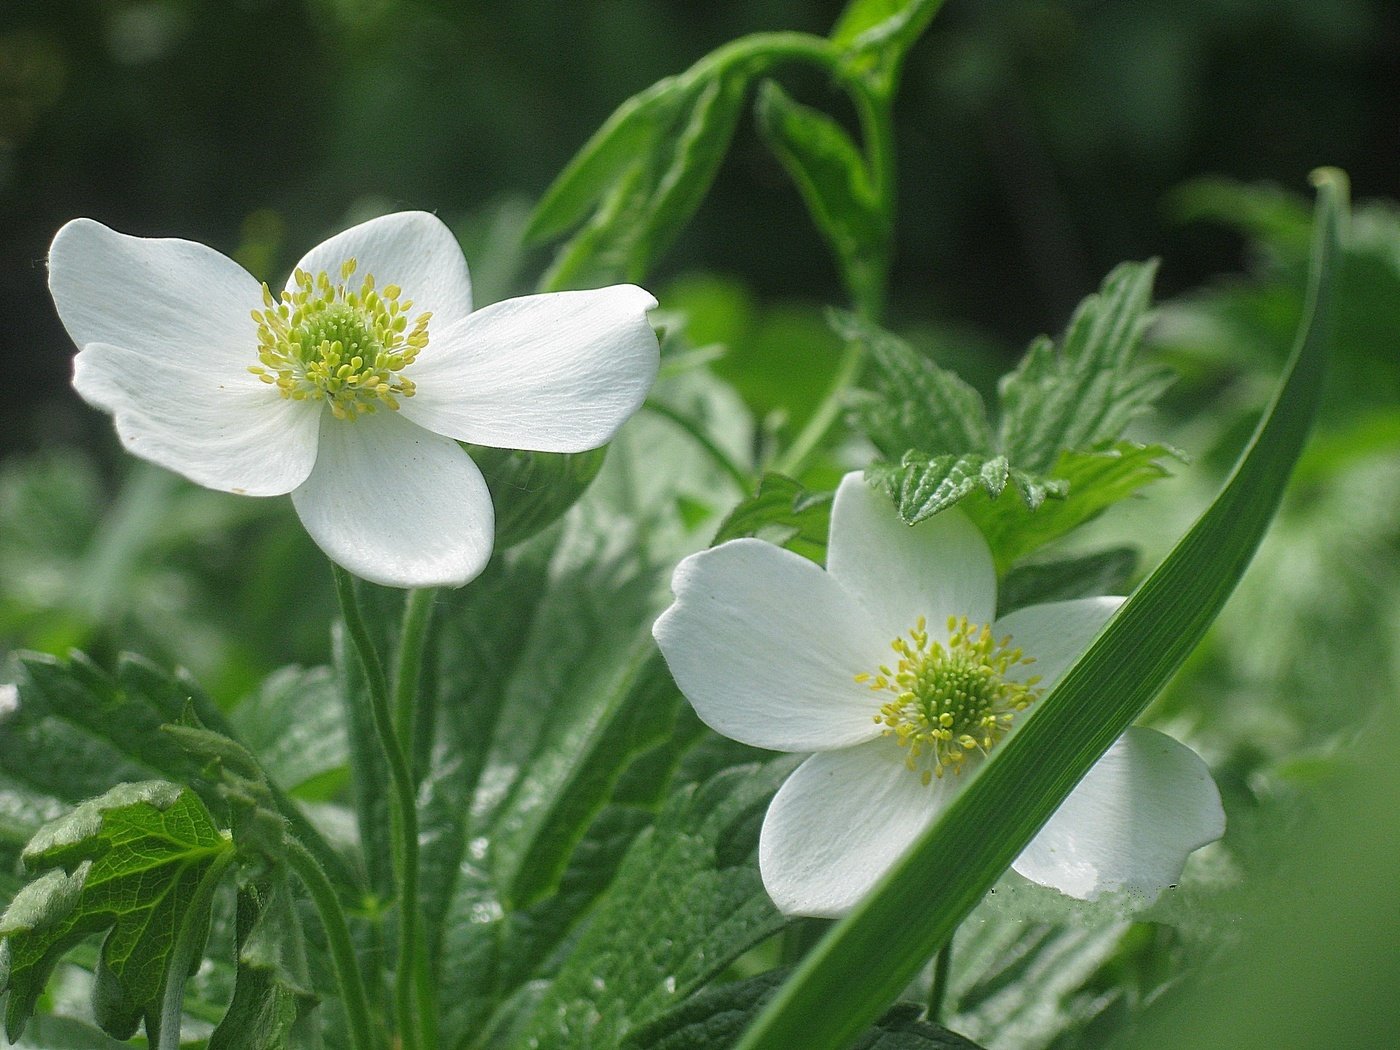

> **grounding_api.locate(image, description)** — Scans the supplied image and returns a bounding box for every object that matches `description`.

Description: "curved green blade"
[735,169,1347,1050]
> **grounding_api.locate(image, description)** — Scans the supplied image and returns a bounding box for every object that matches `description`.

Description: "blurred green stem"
[332,566,435,1050]
[393,587,437,767]
[764,39,897,478]
[643,399,752,492]
[927,937,952,1023]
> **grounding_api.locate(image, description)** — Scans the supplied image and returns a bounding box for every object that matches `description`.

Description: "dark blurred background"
[2,0,1397,462]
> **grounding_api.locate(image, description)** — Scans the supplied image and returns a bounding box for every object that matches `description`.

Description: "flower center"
[857,615,1043,785]
[248,258,431,420]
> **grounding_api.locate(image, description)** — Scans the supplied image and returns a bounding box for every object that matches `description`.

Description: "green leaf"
[504,762,793,1049]
[844,296,1173,562]
[997,261,1173,476]
[0,651,357,902]
[208,877,318,1050]
[840,313,995,460]
[829,0,949,90]
[0,782,233,1043]
[965,443,1175,572]
[424,383,750,1047]
[754,81,888,309]
[626,970,985,1049]
[537,69,747,289]
[470,444,609,551]
[997,547,1140,616]
[525,77,691,245]
[5,1015,133,1049]
[732,169,1344,1050]
[0,652,227,807]
[713,473,834,564]
[867,453,1009,526]
[945,911,1146,1049]
[229,666,348,801]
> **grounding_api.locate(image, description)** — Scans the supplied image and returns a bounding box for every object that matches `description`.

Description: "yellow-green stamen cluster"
[857,615,1043,785]
[249,258,431,420]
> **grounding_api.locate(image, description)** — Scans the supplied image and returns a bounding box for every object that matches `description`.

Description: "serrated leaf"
[839,313,995,459]
[713,474,834,563]
[0,651,357,903]
[626,969,986,1049]
[504,762,793,1049]
[732,168,1344,1050]
[997,547,1140,617]
[965,443,1174,572]
[426,378,755,1048]
[539,69,746,289]
[470,444,609,551]
[0,653,226,808]
[0,782,233,1042]
[755,81,888,309]
[997,262,1173,475]
[868,453,1009,526]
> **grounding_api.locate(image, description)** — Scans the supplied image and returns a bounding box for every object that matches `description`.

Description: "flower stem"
[767,54,896,479]
[393,587,438,764]
[332,566,434,1050]
[286,839,377,1050]
[643,399,752,492]
[927,936,953,1023]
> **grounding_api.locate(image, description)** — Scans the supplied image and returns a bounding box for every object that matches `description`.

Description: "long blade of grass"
[735,168,1346,1050]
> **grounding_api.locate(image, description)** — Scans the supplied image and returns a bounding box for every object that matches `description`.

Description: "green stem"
[771,339,867,478]
[927,936,953,1023]
[393,587,437,762]
[287,839,377,1050]
[764,45,896,478]
[332,566,434,1050]
[156,849,234,1050]
[643,400,752,492]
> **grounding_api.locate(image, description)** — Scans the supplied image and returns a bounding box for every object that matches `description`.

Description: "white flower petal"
[73,342,320,496]
[826,472,996,640]
[49,217,262,377]
[291,411,493,588]
[397,286,660,452]
[653,539,888,752]
[289,211,474,328]
[993,596,1125,690]
[759,741,953,917]
[1012,726,1225,901]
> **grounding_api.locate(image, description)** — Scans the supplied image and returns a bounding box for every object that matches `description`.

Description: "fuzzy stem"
[332,566,433,1050]
[286,839,378,1050]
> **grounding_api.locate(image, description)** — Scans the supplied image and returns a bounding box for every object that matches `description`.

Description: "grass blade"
[734,168,1346,1050]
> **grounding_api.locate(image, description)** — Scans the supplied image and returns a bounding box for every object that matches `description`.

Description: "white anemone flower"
[51,211,659,588]
[653,472,1225,918]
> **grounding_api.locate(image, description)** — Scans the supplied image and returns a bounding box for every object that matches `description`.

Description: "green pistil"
[857,615,1043,785]
[249,258,431,421]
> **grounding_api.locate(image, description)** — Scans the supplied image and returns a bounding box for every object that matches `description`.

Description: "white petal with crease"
[826,473,996,640]
[1012,726,1226,901]
[291,411,493,588]
[760,741,952,918]
[73,342,320,496]
[653,539,888,753]
[50,218,262,377]
[398,286,659,452]
[993,596,1125,689]
[289,211,474,329]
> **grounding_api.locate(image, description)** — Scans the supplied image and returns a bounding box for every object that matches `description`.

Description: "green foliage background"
[1,2,1399,1049]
